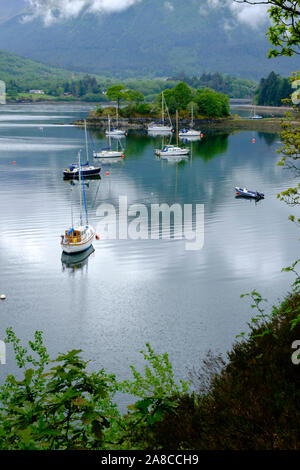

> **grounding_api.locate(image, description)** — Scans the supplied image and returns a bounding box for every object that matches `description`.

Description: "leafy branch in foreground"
[235,1,300,57]
[0,333,189,450]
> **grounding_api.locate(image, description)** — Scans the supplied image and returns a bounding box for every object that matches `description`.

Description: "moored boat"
[63,162,101,178]
[148,92,173,134]
[235,187,265,199]
[61,153,96,255]
[155,144,190,157]
[94,118,125,158]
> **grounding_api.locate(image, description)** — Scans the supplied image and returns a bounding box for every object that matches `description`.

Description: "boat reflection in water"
[180,135,202,143]
[61,245,95,274]
[159,153,189,163]
[63,174,101,182]
[96,156,124,165]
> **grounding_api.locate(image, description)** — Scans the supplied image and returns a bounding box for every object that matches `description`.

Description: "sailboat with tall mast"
[148,91,173,134]
[106,107,127,136]
[94,116,125,158]
[63,120,101,178]
[179,104,201,138]
[61,151,95,255]
[155,110,189,158]
[249,104,263,119]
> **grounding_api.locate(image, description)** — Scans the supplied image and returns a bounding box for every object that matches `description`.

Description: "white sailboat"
[179,105,201,138]
[94,116,125,158]
[148,91,173,134]
[106,108,127,136]
[155,111,189,157]
[249,104,263,119]
[61,151,95,255]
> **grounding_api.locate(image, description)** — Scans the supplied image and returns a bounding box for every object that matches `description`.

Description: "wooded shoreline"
[73,115,288,133]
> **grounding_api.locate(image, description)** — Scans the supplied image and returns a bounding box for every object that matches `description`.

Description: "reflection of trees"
[124,134,152,158]
[89,130,151,159]
[257,132,278,147]
[195,133,229,161]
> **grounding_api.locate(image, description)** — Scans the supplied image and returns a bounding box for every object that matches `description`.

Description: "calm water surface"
[0,104,298,388]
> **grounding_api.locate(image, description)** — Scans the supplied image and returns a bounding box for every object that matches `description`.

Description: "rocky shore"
[73,115,288,133]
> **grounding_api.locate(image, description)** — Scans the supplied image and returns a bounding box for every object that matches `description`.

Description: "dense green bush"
[148,290,300,450]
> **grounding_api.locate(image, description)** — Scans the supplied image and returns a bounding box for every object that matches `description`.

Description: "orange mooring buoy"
[122,154,125,159]
[106,171,109,176]
[200,133,203,138]
[252,138,256,143]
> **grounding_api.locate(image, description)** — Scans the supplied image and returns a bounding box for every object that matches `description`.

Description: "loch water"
[0,104,298,387]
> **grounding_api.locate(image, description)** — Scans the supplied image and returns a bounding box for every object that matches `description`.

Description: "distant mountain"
[0,0,298,80]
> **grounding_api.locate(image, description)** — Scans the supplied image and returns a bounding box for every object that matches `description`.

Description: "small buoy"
[252,138,256,143]
[200,133,203,138]
[0,295,6,301]
[95,234,100,240]
[125,132,128,136]
[13,161,16,165]
[121,154,125,159]
[172,129,175,133]
[106,171,109,176]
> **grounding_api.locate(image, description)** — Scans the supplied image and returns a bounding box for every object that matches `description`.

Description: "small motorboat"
[178,128,201,138]
[155,145,190,157]
[235,187,265,199]
[63,161,101,179]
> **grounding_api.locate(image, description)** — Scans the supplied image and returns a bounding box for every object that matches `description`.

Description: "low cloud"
[23,0,269,28]
[24,0,141,24]
[206,0,269,29]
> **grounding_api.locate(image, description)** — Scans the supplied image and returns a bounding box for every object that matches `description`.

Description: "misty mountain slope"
[0,0,297,79]
[0,49,78,86]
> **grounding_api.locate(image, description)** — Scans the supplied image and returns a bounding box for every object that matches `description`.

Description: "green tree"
[235,1,300,57]
[171,82,193,110]
[106,85,128,113]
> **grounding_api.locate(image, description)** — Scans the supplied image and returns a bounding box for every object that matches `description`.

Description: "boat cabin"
[65,228,82,243]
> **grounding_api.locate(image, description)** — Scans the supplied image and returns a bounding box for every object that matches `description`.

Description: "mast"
[176,110,179,146]
[78,150,83,226]
[108,115,111,149]
[71,186,74,228]
[162,92,164,125]
[84,120,89,163]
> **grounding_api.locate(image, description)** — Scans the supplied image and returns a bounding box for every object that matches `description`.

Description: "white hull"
[179,129,201,137]
[156,146,189,157]
[93,150,123,158]
[148,126,173,134]
[61,226,95,255]
[106,130,126,136]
